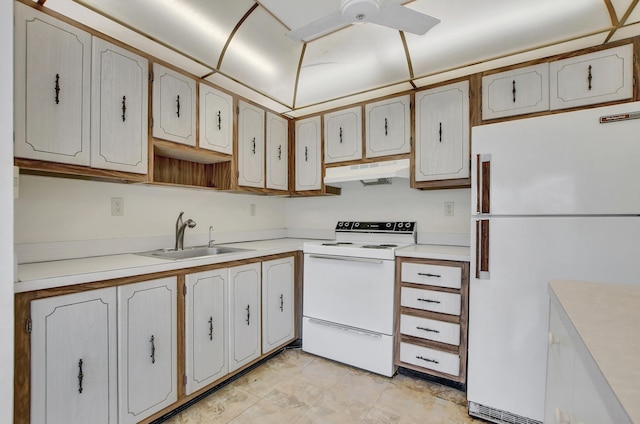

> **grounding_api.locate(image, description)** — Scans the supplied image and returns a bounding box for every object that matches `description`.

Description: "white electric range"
[302,221,416,377]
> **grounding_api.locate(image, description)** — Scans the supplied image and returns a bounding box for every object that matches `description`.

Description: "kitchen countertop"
[549,280,640,423]
[16,239,471,293]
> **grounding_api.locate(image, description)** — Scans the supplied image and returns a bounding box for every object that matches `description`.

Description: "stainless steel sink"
[136,245,252,260]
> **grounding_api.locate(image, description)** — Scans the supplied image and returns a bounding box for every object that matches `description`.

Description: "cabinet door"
[550,44,634,110]
[229,263,261,372]
[324,106,362,163]
[365,95,411,158]
[152,63,196,146]
[415,81,469,182]
[262,257,295,353]
[185,269,228,395]
[238,100,265,188]
[91,38,148,174]
[482,63,549,120]
[266,112,289,191]
[31,288,117,424]
[294,116,322,191]
[199,83,233,154]
[14,3,91,166]
[118,277,177,424]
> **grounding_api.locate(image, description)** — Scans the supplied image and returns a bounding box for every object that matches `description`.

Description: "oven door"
[303,253,395,335]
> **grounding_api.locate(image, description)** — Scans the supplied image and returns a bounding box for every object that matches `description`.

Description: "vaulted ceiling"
[37,0,640,117]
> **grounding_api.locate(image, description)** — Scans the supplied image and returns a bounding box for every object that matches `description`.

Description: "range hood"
[324,159,410,185]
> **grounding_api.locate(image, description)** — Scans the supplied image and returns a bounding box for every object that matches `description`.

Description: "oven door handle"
[308,318,382,338]
[307,254,384,264]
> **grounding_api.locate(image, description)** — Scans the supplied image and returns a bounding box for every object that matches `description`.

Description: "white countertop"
[16,239,471,293]
[395,244,470,262]
[549,280,640,423]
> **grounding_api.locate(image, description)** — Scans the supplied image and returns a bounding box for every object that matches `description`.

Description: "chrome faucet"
[208,226,215,248]
[175,211,196,251]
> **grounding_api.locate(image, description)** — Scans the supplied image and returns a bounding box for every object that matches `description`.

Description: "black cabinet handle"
[416,355,439,364]
[439,122,442,142]
[208,316,213,341]
[150,335,156,364]
[418,298,441,304]
[305,146,308,162]
[384,117,388,136]
[588,65,593,91]
[54,74,61,104]
[280,293,284,312]
[512,79,516,103]
[176,94,181,117]
[246,304,251,326]
[418,272,441,278]
[77,359,84,394]
[278,145,282,160]
[121,96,127,122]
[417,326,440,334]
[217,111,222,130]
[251,137,256,154]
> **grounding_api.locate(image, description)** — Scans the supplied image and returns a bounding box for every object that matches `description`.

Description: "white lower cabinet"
[262,257,295,353]
[185,269,228,395]
[118,277,178,424]
[229,263,262,372]
[30,288,117,424]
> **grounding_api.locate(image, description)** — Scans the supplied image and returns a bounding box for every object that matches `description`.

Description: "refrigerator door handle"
[476,154,491,214]
[475,219,490,279]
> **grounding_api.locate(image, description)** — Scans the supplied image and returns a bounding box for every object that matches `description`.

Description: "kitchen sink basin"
[136,245,252,260]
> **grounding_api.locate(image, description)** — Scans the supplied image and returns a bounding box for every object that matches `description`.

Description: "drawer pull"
[416,326,440,334]
[417,298,441,304]
[416,355,439,364]
[417,272,441,278]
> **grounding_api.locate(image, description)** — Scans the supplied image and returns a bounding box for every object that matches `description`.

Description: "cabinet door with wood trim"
[238,100,265,188]
[30,287,117,424]
[185,269,229,395]
[550,44,634,110]
[324,106,362,164]
[229,263,261,372]
[117,277,177,424]
[415,81,470,183]
[152,63,196,146]
[262,256,295,353]
[14,3,91,166]
[482,63,550,120]
[365,95,411,158]
[266,112,289,191]
[199,83,233,155]
[91,38,148,174]
[294,116,322,191]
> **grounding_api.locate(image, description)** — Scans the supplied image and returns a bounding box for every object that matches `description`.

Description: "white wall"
[1,1,14,421]
[286,180,471,244]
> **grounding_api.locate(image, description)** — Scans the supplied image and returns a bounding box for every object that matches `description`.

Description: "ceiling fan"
[286,0,440,42]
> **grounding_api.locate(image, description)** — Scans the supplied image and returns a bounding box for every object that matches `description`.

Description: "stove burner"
[321,242,354,246]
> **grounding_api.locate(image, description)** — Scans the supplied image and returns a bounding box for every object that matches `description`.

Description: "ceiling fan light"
[341,0,382,22]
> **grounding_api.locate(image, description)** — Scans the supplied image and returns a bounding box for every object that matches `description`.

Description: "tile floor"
[161,348,485,424]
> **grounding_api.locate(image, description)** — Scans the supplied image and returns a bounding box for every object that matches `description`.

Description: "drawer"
[400,314,460,346]
[400,287,461,316]
[401,262,462,289]
[399,342,460,376]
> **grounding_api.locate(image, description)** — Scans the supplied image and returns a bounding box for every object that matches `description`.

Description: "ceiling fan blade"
[370,3,440,35]
[286,9,347,42]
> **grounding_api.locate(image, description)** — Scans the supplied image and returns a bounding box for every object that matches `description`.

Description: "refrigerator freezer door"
[472,102,640,216]
[468,216,640,422]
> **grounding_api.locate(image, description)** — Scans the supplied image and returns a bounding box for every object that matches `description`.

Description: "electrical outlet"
[444,201,454,216]
[111,197,124,216]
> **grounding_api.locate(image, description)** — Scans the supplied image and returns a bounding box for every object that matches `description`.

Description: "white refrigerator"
[468,102,640,423]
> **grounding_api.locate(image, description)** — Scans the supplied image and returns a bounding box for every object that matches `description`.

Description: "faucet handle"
[208,226,215,247]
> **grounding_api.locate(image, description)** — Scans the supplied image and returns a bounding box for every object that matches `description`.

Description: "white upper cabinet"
[266,112,289,191]
[14,3,91,166]
[324,106,363,164]
[199,83,233,155]
[262,257,295,354]
[152,63,196,146]
[550,44,634,110]
[482,63,550,120]
[365,95,411,158]
[185,269,228,395]
[30,288,117,424]
[415,81,470,182]
[91,38,148,174]
[237,100,265,188]
[229,263,261,372]
[117,277,177,424]
[295,116,322,191]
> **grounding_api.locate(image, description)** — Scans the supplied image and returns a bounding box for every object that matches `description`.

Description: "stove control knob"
[385,222,391,228]
[354,223,360,227]
[338,222,344,227]
[405,222,412,229]
[398,223,404,228]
